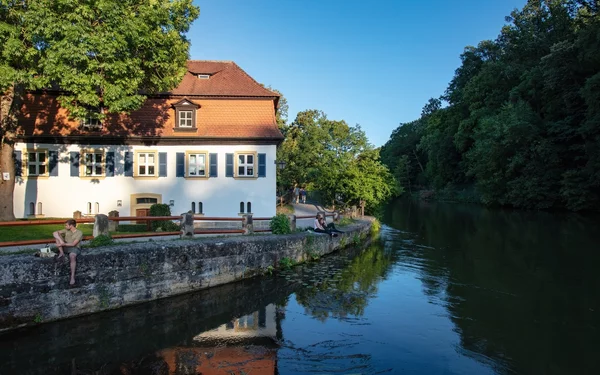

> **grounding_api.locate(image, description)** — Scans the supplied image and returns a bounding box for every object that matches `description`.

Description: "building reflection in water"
[155,304,280,375]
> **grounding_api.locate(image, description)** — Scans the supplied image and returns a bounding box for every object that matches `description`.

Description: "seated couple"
[313,213,343,237]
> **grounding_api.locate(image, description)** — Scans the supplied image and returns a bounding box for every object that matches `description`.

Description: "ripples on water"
[1,199,599,374]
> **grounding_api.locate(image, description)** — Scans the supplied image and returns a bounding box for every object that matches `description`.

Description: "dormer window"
[173,99,199,131]
[81,107,103,130]
[196,74,210,79]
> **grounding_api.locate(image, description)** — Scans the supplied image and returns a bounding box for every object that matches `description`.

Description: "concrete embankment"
[0,218,374,331]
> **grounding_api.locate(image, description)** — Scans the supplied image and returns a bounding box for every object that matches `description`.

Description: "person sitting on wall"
[53,219,83,285]
[313,213,343,237]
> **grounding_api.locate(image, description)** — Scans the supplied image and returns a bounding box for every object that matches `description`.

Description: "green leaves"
[277,109,395,210]
[380,0,600,211]
[1,0,199,115]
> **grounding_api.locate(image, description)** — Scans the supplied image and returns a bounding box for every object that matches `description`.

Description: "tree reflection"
[384,198,600,374]
[294,241,396,321]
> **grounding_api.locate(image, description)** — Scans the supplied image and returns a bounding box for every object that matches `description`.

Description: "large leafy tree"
[0,0,199,220]
[277,109,395,211]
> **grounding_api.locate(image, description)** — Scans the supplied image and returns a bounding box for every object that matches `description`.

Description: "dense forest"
[380,0,600,211]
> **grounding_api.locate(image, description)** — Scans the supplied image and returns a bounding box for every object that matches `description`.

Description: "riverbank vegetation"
[380,0,600,211]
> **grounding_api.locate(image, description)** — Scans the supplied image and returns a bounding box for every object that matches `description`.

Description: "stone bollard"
[180,212,194,238]
[351,206,358,218]
[73,210,82,219]
[93,214,110,237]
[242,214,254,235]
[360,200,365,217]
[288,214,296,232]
[333,211,340,223]
[108,210,119,232]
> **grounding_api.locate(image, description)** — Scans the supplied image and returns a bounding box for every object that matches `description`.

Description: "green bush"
[149,204,179,232]
[371,218,381,235]
[88,234,114,248]
[270,214,291,234]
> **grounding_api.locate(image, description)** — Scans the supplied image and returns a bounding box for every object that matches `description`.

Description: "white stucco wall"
[13,143,278,219]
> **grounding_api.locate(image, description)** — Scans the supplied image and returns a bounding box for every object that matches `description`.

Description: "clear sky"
[188,0,526,147]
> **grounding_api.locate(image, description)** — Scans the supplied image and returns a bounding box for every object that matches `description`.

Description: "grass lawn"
[0,224,148,243]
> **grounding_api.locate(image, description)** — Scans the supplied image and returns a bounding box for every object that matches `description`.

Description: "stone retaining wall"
[0,218,374,331]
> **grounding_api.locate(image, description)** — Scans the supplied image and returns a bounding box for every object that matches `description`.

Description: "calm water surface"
[2,199,599,374]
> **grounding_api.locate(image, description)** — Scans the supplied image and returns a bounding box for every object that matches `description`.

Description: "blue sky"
[188,0,526,147]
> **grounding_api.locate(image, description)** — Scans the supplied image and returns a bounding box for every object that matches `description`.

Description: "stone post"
[359,200,365,217]
[93,214,109,237]
[333,211,340,223]
[288,214,296,232]
[180,212,194,238]
[73,210,82,219]
[351,205,358,218]
[108,210,119,232]
[242,214,254,235]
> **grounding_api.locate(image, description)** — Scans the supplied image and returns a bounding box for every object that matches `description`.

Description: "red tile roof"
[169,61,279,97]
[17,61,284,141]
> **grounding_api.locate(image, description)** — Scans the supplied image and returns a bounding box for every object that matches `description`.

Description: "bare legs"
[69,253,77,285]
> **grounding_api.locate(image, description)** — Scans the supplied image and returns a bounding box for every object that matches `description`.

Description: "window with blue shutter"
[176,152,185,177]
[13,151,22,177]
[124,152,133,177]
[159,152,167,177]
[226,153,234,177]
[209,153,218,177]
[105,152,115,177]
[49,151,59,176]
[258,153,266,177]
[70,152,80,177]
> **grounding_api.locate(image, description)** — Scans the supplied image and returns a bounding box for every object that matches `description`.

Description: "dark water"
[2,199,600,374]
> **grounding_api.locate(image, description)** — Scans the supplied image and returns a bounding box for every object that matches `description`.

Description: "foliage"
[370,219,381,236]
[88,234,113,248]
[279,257,295,270]
[270,214,291,234]
[338,217,356,226]
[277,110,396,211]
[380,0,600,211]
[0,0,200,220]
[149,204,179,232]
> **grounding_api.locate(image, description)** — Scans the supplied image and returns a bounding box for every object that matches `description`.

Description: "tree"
[277,109,396,210]
[0,0,200,220]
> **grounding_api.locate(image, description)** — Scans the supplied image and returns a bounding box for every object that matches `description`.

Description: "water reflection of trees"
[294,241,396,321]
[384,198,600,375]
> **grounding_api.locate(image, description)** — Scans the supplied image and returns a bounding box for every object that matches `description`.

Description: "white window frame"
[187,153,207,177]
[178,110,194,128]
[82,151,104,177]
[81,107,103,129]
[237,153,255,177]
[26,150,48,176]
[137,152,157,177]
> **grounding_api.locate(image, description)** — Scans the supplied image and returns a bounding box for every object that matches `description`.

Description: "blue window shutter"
[105,152,115,177]
[209,153,218,177]
[226,153,233,177]
[258,153,266,177]
[124,152,133,177]
[70,152,80,177]
[13,151,22,177]
[159,152,167,177]
[176,152,185,177]
[49,151,59,176]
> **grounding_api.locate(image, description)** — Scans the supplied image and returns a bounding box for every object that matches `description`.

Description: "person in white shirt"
[313,213,343,236]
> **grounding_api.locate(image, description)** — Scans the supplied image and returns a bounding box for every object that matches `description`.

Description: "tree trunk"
[0,86,18,221]
[413,149,425,174]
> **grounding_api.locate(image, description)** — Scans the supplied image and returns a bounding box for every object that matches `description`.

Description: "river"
[1,198,599,374]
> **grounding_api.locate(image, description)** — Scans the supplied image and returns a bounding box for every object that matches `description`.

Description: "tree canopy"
[381,0,600,211]
[0,0,199,220]
[277,109,396,211]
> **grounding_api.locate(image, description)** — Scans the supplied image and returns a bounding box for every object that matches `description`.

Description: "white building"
[13,61,283,219]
